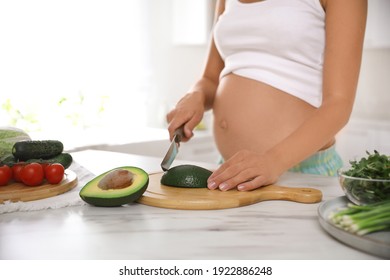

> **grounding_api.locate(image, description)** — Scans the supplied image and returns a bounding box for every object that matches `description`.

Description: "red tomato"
[21,163,44,186]
[0,165,13,186]
[40,163,49,170]
[11,163,25,183]
[45,163,65,184]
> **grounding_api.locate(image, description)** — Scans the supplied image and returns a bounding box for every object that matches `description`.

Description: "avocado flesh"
[161,164,212,188]
[79,166,149,207]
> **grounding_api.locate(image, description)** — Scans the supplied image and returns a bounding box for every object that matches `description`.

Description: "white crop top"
[213,0,325,107]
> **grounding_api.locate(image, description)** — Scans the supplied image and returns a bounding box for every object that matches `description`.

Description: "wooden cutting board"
[0,170,78,203]
[138,172,322,210]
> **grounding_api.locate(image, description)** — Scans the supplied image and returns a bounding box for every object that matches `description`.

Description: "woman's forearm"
[189,76,219,111]
[267,98,353,174]
[269,0,368,174]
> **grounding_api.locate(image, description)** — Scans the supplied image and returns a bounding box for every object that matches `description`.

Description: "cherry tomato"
[0,165,13,186]
[40,163,49,170]
[21,163,44,186]
[45,163,65,184]
[11,163,25,183]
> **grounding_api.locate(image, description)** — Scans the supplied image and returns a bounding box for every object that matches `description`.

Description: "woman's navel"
[219,119,228,130]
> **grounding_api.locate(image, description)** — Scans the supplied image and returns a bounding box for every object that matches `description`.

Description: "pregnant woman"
[166,0,367,191]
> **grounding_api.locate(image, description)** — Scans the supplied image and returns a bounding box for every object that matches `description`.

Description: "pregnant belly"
[213,74,318,160]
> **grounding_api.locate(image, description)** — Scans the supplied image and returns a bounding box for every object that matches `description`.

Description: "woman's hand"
[207,150,281,191]
[166,92,206,142]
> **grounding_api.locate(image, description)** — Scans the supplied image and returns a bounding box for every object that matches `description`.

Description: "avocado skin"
[79,166,149,207]
[161,164,212,188]
[81,180,149,207]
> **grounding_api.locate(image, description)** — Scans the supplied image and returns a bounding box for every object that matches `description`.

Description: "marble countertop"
[0,150,380,260]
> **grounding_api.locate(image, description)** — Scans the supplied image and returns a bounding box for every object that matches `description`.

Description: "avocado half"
[79,166,149,207]
[161,164,212,188]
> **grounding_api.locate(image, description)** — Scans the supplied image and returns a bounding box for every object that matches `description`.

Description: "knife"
[161,126,185,171]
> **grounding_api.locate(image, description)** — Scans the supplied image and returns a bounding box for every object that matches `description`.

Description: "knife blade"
[161,126,185,171]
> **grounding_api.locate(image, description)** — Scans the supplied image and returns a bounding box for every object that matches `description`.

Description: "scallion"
[329,200,390,235]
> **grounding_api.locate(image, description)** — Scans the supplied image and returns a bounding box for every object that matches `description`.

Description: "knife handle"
[174,126,185,143]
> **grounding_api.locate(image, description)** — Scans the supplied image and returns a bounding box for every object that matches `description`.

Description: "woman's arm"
[207,0,367,191]
[166,0,225,141]
[270,0,367,174]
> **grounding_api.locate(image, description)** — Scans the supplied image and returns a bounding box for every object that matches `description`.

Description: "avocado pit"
[98,169,134,190]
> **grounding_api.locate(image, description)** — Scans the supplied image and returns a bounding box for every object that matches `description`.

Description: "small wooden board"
[138,172,322,210]
[0,170,78,203]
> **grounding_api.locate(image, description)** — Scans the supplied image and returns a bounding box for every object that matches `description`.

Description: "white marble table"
[0,150,381,259]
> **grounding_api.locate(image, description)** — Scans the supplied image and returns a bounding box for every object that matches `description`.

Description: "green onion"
[329,200,390,235]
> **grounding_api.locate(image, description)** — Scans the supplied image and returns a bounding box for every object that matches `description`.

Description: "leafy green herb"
[341,151,390,204]
[344,150,390,179]
[330,200,390,235]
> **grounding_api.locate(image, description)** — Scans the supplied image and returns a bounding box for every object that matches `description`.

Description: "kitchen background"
[1,0,389,164]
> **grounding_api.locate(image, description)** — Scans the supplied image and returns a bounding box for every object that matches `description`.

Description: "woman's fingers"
[167,110,194,142]
[166,94,205,142]
[237,175,268,191]
[207,150,278,191]
[208,150,253,191]
[209,164,246,191]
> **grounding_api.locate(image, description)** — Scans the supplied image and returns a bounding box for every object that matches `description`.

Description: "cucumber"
[12,140,64,161]
[26,153,73,169]
[47,153,73,169]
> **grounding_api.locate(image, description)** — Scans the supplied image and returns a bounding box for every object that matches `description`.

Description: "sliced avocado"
[79,166,149,207]
[161,164,212,188]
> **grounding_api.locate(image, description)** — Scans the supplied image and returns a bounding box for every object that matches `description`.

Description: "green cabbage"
[0,127,31,161]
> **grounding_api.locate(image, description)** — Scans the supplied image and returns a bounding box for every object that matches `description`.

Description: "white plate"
[318,196,390,259]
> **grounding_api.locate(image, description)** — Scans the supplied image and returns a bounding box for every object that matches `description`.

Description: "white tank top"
[213,0,325,107]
